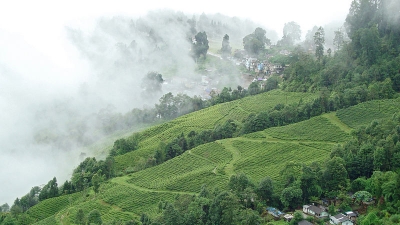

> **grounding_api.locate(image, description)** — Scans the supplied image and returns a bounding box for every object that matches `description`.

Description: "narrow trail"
[111,176,197,196]
[322,112,353,134]
[218,140,241,177]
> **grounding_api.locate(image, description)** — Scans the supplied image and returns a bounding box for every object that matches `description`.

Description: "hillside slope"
[114,90,317,171]
[27,96,400,224]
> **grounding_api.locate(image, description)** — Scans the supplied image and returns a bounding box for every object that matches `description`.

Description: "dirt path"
[218,139,241,177]
[322,112,353,134]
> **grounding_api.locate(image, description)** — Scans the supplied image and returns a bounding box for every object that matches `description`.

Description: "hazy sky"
[0,0,353,205]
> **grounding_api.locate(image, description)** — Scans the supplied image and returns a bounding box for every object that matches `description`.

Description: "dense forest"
[1,0,400,224]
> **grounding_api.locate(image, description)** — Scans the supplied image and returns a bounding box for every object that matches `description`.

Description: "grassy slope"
[31,94,398,224]
[115,90,317,171]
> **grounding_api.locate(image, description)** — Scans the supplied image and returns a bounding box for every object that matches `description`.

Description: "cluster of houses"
[303,204,357,225]
[266,203,358,225]
[243,57,285,76]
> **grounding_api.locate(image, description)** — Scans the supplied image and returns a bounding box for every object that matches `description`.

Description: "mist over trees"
[243,27,271,56]
[33,10,270,151]
[278,21,301,47]
[192,31,209,59]
[220,34,232,58]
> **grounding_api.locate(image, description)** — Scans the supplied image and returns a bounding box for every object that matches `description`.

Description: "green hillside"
[23,113,376,224]
[17,93,400,224]
[114,90,317,171]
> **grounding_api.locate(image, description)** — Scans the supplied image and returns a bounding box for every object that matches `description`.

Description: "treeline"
[137,175,274,225]
[282,0,400,95]
[243,78,396,134]
[323,112,400,224]
[151,119,237,166]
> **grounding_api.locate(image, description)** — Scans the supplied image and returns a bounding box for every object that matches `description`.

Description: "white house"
[303,205,329,218]
[330,213,353,225]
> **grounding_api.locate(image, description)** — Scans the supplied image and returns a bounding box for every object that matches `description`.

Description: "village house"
[245,58,257,71]
[344,211,358,222]
[303,204,329,218]
[298,220,313,225]
[330,213,353,225]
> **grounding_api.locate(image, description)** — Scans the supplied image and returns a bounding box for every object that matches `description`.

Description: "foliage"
[220,34,232,58]
[141,71,164,99]
[75,209,86,225]
[243,27,270,55]
[322,157,349,197]
[109,134,140,156]
[313,26,325,62]
[280,186,302,209]
[192,31,209,59]
[38,177,59,201]
[336,112,400,180]
[87,209,103,225]
[257,177,274,203]
[279,21,301,46]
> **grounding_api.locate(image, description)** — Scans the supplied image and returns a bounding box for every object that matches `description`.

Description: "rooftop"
[298,220,313,225]
[333,213,350,222]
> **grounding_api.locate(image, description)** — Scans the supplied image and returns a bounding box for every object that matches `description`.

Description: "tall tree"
[193,31,209,59]
[141,71,164,99]
[281,21,301,46]
[257,177,274,202]
[314,26,325,61]
[92,173,101,194]
[280,186,303,209]
[220,34,232,58]
[0,203,10,212]
[243,27,271,55]
[322,157,349,197]
[333,29,344,51]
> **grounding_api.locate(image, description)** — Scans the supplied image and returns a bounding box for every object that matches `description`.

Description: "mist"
[0,0,353,206]
[0,9,262,205]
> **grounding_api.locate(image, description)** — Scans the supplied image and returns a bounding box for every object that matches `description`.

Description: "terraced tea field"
[336,98,400,128]
[115,90,318,171]
[30,94,399,224]
[120,113,352,198]
[263,114,352,142]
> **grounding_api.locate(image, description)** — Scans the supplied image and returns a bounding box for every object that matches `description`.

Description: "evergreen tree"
[220,34,232,58]
[314,26,325,61]
[193,31,209,59]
